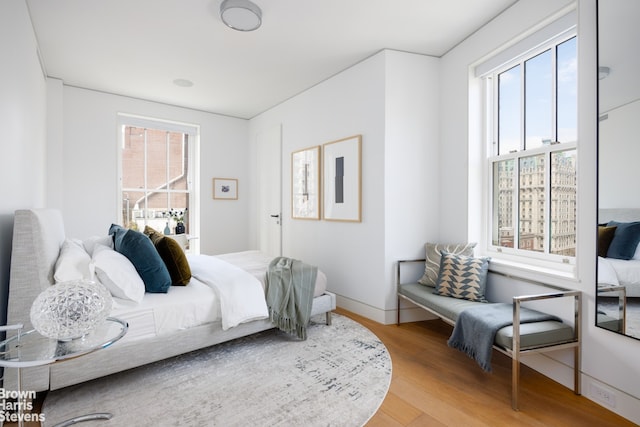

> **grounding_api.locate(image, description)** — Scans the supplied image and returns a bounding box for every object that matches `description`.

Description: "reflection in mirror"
[597,0,640,340]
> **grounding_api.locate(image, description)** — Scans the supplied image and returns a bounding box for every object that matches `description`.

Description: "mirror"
[597,0,640,339]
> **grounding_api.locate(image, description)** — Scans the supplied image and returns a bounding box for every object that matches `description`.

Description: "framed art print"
[213,178,238,200]
[322,135,362,222]
[291,146,321,220]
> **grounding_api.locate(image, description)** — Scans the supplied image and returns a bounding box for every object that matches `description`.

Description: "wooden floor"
[335,308,636,427]
[5,309,636,426]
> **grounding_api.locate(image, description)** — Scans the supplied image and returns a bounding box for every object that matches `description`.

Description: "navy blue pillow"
[606,221,640,260]
[109,224,172,293]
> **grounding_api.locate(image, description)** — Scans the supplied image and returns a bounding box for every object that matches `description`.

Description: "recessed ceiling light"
[220,0,262,32]
[173,78,194,87]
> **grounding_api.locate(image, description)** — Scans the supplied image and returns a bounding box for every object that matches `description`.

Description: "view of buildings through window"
[490,35,577,257]
[120,126,191,235]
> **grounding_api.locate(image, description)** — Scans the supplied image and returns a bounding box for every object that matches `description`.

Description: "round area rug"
[43,313,391,426]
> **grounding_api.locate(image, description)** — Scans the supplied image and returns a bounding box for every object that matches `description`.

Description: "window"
[118,115,199,250]
[486,34,577,262]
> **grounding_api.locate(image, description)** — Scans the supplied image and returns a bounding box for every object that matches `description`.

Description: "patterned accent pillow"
[434,252,490,302]
[418,242,476,287]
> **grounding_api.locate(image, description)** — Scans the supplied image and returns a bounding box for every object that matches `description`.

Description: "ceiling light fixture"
[220,0,262,32]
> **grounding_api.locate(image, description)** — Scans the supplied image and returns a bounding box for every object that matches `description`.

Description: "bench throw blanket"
[447,302,560,372]
[266,256,317,340]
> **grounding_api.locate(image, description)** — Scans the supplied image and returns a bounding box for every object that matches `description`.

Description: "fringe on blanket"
[270,311,308,341]
[447,339,492,372]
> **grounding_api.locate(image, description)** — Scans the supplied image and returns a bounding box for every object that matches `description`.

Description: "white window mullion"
[520,59,526,152]
[544,150,552,254]
[165,131,171,212]
[182,134,190,194]
[143,128,149,226]
[548,40,563,254]
[551,47,559,143]
[492,75,500,156]
[513,156,520,250]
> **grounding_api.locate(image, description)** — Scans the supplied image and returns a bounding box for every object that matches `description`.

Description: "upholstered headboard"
[5,209,65,391]
[599,208,640,223]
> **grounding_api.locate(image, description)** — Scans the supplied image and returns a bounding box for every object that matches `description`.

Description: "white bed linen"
[188,254,269,330]
[110,277,219,343]
[108,251,324,345]
[215,250,328,297]
[606,258,640,288]
[598,256,640,297]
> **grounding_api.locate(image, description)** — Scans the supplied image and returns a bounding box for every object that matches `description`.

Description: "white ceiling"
[26,0,518,119]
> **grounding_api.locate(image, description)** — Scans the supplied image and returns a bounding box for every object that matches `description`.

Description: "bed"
[5,209,336,392]
[598,208,640,297]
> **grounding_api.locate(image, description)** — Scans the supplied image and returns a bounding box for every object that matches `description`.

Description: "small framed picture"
[213,178,238,200]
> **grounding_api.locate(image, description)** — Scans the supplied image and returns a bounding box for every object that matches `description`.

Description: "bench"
[396,259,581,410]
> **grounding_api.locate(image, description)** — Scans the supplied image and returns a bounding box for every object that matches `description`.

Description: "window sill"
[487,256,579,287]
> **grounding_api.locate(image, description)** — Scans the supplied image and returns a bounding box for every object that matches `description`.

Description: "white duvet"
[597,256,640,297]
[187,254,269,330]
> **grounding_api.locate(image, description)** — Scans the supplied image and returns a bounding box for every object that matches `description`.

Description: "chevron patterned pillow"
[434,251,490,302]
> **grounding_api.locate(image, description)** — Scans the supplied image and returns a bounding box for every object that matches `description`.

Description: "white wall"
[249,52,387,319]
[250,50,439,322]
[52,86,250,255]
[0,0,48,322]
[384,51,441,316]
[441,0,640,422]
[599,99,640,208]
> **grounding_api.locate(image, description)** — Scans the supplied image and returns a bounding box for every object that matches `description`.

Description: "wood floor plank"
[375,390,423,425]
[334,309,636,427]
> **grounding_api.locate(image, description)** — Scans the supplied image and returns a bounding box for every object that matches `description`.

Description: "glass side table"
[0,317,128,427]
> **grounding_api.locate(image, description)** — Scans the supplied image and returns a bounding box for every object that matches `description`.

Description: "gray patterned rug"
[43,313,391,426]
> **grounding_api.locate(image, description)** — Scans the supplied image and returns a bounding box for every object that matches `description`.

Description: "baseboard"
[581,374,640,425]
[336,295,388,324]
[513,350,640,424]
[335,295,436,325]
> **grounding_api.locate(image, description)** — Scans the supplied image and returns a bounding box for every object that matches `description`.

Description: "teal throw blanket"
[266,257,317,340]
[447,302,560,372]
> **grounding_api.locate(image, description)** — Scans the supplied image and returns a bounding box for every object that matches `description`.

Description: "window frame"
[116,113,200,253]
[482,30,577,271]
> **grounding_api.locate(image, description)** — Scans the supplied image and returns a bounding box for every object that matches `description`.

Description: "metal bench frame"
[396,259,581,410]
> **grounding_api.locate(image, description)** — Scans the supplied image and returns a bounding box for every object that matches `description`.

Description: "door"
[256,125,282,256]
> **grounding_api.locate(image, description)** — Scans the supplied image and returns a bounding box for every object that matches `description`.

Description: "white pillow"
[632,241,640,260]
[597,256,619,286]
[83,235,113,257]
[54,238,93,283]
[92,243,145,303]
